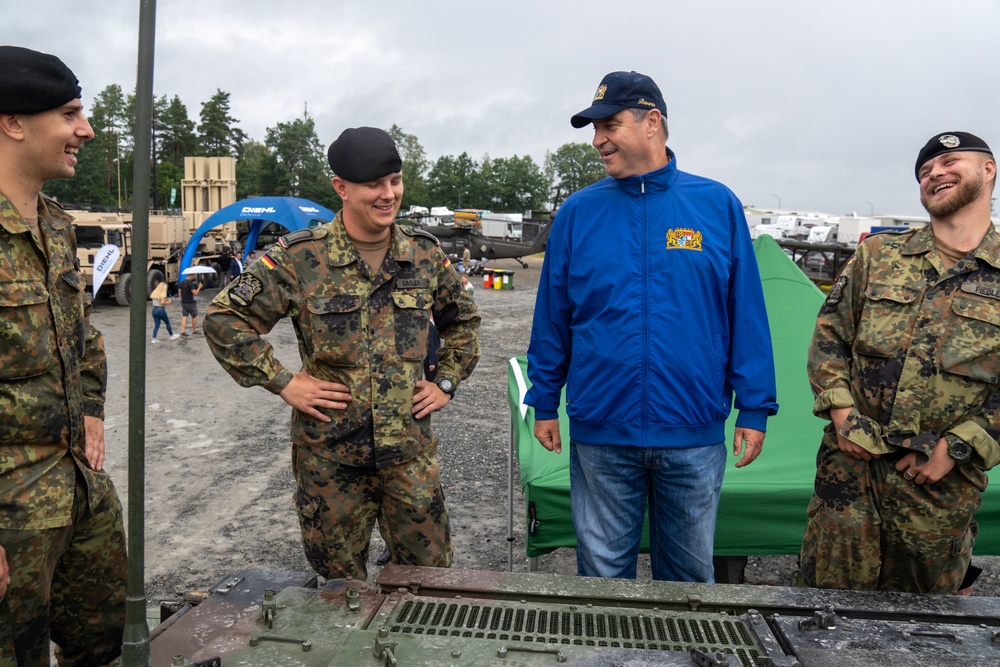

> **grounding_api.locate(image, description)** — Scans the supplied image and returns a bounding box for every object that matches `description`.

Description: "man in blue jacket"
[526,71,778,582]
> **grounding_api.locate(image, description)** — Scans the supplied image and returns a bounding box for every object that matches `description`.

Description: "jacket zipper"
[641,178,648,447]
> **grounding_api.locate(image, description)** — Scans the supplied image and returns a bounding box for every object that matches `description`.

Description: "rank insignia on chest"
[666,228,703,251]
[229,273,263,307]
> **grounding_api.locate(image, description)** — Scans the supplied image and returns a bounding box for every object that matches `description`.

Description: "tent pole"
[508,409,515,572]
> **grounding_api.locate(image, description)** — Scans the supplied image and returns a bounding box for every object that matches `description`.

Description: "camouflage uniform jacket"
[205,213,481,468]
[0,192,111,529]
[809,223,1000,486]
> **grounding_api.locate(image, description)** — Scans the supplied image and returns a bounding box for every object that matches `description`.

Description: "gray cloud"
[11,0,1000,216]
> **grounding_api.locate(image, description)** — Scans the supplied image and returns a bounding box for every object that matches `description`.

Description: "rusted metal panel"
[149,569,318,665]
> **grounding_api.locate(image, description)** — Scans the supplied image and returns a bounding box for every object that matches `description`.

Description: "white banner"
[92,244,121,298]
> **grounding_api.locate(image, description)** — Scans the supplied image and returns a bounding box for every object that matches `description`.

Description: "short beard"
[921,173,983,218]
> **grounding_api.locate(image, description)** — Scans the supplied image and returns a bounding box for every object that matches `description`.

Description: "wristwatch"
[435,378,456,398]
[945,432,971,464]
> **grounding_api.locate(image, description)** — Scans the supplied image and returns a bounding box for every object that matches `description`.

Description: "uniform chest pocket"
[939,294,1000,383]
[854,284,919,358]
[392,291,433,361]
[58,269,86,299]
[0,281,55,379]
[306,294,366,367]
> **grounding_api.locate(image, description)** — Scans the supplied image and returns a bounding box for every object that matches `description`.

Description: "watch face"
[438,379,454,394]
[951,442,971,461]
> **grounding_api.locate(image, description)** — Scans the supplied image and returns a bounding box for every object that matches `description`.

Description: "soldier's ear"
[331,176,349,199]
[0,113,25,141]
[983,156,997,185]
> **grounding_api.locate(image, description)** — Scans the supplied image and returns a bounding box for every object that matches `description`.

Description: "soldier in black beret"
[205,126,480,580]
[0,46,127,664]
[915,131,993,181]
[915,131,996,219]
[802,131,999,594]
[0,45,94,189]
[327,126,405,242]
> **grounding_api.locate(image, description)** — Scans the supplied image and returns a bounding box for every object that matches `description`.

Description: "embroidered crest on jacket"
[666,228,703,251]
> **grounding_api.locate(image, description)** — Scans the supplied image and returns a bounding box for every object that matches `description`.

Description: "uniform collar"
[971,224,1000,271]
[326,211,416,267]
[0,191,72,234]
[901,221,1000,271]
[900,224,936,256]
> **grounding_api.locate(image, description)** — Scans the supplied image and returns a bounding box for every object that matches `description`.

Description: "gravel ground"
[92,254,1000,601]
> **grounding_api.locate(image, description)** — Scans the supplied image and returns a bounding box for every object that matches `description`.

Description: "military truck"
[71,209,236,306]
[71,156,240,305]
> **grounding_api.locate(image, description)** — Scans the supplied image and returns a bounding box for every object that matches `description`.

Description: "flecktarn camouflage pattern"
[205,213,479,579]
[802,224,1000,593]
[0,192,126,664]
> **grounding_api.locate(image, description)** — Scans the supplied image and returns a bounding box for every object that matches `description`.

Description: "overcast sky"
[12,0,1000,216]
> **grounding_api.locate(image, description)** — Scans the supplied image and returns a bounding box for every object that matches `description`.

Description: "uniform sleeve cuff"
[264,368,294,395]
[533,409,560,422]
[82,401,105,421]
[949,421,1000,470]
[812,387,854,419]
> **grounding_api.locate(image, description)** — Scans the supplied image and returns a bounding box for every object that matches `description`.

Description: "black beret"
[915,131,993,180]
[0,46,82,114]
[327,127,402,183]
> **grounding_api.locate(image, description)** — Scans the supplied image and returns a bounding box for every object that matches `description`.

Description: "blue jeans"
[569,440,726,582]
[152,306,173,338]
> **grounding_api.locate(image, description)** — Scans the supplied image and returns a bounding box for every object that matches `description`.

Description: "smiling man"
[526,71,777,583]
[0,46,127,664]
[801,131,1000,593]
[204,127,480,580]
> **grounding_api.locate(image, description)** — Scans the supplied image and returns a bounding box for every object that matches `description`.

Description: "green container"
[493,269,515,290]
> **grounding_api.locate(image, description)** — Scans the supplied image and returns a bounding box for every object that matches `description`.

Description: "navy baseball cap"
[570,71,667,129]
[915,131,993,180]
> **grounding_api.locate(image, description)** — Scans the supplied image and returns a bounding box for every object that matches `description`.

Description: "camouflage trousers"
[800,443,981,594]
[0,475,127,667]
[291,444,452,581]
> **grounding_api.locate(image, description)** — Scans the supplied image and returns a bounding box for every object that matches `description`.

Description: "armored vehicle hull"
[150,565,1000,666]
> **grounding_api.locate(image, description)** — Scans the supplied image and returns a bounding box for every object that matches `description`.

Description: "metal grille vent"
[389,600,762,666]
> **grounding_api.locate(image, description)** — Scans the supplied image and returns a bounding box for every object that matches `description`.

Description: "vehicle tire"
[114,273,131,306]
[146,268,165,297]
[206,261,223,288]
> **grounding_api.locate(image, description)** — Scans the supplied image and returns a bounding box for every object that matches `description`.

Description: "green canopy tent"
[507,234,1000,571]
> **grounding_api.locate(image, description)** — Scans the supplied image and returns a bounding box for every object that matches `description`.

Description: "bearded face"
[920,168,984,218]
[918,152,993,219]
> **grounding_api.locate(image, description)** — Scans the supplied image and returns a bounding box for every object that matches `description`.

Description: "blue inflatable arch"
[179,196,336,276]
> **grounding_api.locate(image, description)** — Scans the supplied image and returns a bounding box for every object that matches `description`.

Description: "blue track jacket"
[526,150,778,447]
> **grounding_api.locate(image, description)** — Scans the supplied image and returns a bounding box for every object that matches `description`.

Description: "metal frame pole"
[122,0,156,664]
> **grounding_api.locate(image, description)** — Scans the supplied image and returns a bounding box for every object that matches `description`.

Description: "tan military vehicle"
[71,209,235,305]
[71,156,239,305]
